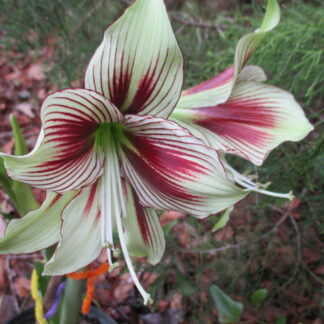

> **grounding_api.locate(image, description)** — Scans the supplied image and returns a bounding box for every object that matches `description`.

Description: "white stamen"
[115,202,152,305]
[100,178,106,247]
[100,142,117,266]
[231,167,294,201]
[105,154,114,256]
[100,130,151,304]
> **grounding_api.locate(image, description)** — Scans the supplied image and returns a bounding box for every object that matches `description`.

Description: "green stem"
[59,277,85,324]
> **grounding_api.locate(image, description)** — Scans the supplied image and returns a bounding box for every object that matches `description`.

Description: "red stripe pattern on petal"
[121,115,246,217]
[183,66,234,96]
[192,81,313,165]
[122,181,165,265]
[45,181,102,275]
[4,89,122,193]
[84,0,183,118]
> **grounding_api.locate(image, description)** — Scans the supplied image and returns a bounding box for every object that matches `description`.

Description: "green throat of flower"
[94,122,133,153]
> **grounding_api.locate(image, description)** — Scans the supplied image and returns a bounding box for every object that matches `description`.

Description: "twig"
[280,214,302,288]
[68,0,106,37]
[303,263,324,286]
[170,14,223,32]
[187,210,290,255]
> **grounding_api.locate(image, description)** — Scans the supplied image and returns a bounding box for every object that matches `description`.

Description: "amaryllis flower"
[0,0,247,303]
[170,0,313,197]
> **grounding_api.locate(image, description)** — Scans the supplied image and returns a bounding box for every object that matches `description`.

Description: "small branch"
[170,14,223,32]
[186,210,290,255]
[303,263,324,286]
[280,214,302,288]
[68,0,106,37]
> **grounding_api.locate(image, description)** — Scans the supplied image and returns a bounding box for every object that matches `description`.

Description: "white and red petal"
[120,115,247,218]
[177,66,235,111]
[173,1,279,114]
[44,182,102,275]
[0,191,78,254]
[123,181,165,265]
[178,82,314,166]
[84,0,183,118]
[171,0,280,123]
[1,89,122,193]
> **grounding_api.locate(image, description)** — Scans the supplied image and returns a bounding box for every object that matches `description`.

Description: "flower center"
[94,122,132,154]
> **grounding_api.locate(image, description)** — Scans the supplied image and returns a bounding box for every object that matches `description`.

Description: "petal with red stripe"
[44,182,102,275]
[122,181,165,265]
[84,0,183,118]
[1,89,123,193]
[0,190,78,254]
[180,82,313,166]
[120,115,247,218]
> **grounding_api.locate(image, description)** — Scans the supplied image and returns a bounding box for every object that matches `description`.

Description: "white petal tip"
[109,262,120,272]
[287,191,295,202]
[113,248,121,258]
[144,294,153,305]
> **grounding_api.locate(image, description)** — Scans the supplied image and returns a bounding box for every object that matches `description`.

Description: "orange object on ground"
[67,263,109,314]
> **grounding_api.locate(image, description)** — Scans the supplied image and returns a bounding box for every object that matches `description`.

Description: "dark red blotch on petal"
[133,189,150,244]
[184,66,234,95]
[195,99,276,146]
[124,134,205,201]
[85,183,99,213]
[109,48,132,108]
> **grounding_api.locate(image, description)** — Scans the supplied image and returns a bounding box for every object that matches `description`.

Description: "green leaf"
[212,206,233,232]
[163,219,178,236]
[210,285,243,323]
[275,317,287,324]
[0,174,21,213]
[250,288,268,308]
[10,115,39,215]
[10,114,28,156]
[0,152,21,214]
